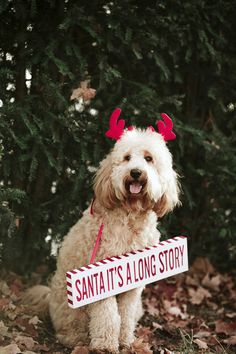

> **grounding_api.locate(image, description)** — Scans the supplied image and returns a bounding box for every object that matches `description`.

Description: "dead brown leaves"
[139,256,236,353]
[215,319,236,336]
[188,286,211,304]
[0,343,22,354]
[70,80,96,102]
[124,338,153,354]
[0,257,236,354]
[71,346,90,354]
[193,338,208,350]
[0,275,56,354]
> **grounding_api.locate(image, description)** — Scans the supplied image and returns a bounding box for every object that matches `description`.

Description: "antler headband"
[105,108,176,141]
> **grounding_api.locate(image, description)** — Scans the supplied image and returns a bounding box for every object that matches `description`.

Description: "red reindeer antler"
[105,109,176,142]
[105,108,126,140]
[157,113,176,141]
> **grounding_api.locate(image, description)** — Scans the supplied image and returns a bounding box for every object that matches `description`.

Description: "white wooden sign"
[66,236,188,309]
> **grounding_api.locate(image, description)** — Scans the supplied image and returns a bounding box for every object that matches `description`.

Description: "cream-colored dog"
[24,110,180,352]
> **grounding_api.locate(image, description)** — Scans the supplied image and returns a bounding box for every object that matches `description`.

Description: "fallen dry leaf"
[215,320,236,335]
[136,326,153,342]
[188,286,211,305]
[193,330,211,339]
[0,320,9,338]
[0,298,10,309]
[217,307,224,314]
[159,349,174,354]
[167,305,188,320]
[199,321,210,329]
[168,319,190,329]
[144,298,159,317]
[124,338,153,354]
[15,335,35,350]
[9,278,23,297]
[33,343,50,352]
[225,312,236,318]
[185,275,199,287]
[28,315,41,327]
[191,257,214,274]
[82,88,96,101]
[70,80,96,102]
[223,335,236,345]
[0,343,21,354]
[86,349,104,354]
[71,345,89,354]
[152,322,163,330]
[202,273,221,291]
[207,300,218,310]
[4,303,18,321]
[14,317,38,337]
[70,87,83,100]
[0,281,11,296]
[193,338,208,349]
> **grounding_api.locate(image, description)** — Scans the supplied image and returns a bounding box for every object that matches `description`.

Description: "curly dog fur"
[24,128,180,352]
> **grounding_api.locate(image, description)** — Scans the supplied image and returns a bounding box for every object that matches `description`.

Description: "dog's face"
[94,129,180,216]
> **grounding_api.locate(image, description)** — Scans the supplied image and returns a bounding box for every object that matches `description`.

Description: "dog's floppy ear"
[154,171,181,218]
[93,154,118,209]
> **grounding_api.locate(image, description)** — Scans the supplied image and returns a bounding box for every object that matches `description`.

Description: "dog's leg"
[118,287,144,347]
[49,272,90,348]
[55,308,90,348]
[88,296,121,353]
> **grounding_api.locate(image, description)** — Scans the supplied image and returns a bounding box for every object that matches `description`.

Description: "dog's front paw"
[90,338,119,354]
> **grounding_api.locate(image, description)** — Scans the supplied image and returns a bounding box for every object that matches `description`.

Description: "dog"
[23,109,180,352]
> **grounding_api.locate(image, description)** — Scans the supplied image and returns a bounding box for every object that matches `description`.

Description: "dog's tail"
[21,285,51,318]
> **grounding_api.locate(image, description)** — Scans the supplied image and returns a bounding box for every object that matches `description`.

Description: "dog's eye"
[124,155,131,161]
[145,156,153,162]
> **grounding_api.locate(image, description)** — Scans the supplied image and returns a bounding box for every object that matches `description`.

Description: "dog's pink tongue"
[130,183,142,194]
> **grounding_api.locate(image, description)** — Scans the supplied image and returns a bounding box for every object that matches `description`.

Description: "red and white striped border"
[66,236,187,305]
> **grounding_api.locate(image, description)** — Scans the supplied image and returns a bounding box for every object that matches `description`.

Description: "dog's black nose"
[130,169,142,180]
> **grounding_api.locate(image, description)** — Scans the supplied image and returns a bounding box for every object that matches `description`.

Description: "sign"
[66,236,188,309]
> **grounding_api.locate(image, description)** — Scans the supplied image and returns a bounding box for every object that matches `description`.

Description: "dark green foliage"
[0,0,235,272]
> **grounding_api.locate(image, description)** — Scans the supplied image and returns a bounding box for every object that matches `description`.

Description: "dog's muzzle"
[125,170,147,195]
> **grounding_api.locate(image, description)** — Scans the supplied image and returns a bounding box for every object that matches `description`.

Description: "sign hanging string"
[89,198,104,264]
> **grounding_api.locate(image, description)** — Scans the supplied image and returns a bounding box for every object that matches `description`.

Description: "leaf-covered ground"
[0,258,236,354]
